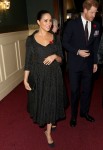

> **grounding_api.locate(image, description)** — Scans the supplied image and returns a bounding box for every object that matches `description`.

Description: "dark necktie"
[85,21,88,44]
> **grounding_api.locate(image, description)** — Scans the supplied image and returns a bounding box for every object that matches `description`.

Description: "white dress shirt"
[81,16,91,39]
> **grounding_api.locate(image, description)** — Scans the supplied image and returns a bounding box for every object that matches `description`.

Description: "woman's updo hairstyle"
[37,10,51,21]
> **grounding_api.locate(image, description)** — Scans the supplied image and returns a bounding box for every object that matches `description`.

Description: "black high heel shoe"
[48,142,55,148]
[44,130,55,148]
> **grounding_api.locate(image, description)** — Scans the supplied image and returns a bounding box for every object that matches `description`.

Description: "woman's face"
[37,13,52,31]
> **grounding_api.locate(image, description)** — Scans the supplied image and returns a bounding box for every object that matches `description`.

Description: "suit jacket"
[62,16,100,72]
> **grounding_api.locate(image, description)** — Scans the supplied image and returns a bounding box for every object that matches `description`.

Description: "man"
[62,0,100,127]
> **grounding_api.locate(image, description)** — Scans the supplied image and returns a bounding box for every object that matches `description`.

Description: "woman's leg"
[45,123,54,144]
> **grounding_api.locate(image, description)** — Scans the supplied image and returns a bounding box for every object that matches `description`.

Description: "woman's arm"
[24,36,33,91]
[24,70,31,91]
[54,54,62,63]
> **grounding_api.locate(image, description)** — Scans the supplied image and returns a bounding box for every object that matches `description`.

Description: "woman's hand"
[43,54,62,65]
[24,80,32,91]
[24,71,31,91]
[43,54,56,65]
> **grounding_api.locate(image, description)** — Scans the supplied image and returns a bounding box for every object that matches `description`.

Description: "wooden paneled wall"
[0,31,29,101]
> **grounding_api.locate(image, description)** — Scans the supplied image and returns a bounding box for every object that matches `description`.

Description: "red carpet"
[0,74,103,150]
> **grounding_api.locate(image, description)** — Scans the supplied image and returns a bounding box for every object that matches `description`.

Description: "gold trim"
[28,24,39,30]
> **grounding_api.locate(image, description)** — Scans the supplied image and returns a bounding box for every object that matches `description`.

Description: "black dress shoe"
[70,118,77,127]
[80,114,95,122]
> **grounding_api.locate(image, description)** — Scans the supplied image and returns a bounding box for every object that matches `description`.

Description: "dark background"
[0,0,102,33]
[0,0,28,33]
[0,0,54,33]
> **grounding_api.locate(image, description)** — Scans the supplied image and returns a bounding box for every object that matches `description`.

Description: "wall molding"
[0,30,29,101]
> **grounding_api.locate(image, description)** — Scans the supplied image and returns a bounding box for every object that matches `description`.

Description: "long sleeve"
[55,35,63,58]
[62,20,79,54]
[24,36,33,71]
[93,22,100,64]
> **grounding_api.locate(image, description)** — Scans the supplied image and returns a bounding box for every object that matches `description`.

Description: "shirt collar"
[81,15,91,24]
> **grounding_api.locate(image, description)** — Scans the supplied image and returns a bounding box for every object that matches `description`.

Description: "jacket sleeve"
[93,22,101,64]
[62,20,78,54]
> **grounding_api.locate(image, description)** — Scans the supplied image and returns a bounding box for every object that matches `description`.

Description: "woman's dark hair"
[37,10,51,21]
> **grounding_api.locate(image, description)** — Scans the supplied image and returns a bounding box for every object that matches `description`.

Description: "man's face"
[84,6,97,21]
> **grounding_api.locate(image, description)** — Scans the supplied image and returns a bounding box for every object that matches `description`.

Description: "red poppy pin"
[49,40,54,44]
[93,24,96,28]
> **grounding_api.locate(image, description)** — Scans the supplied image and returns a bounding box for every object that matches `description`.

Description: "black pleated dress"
[24,31,66,126]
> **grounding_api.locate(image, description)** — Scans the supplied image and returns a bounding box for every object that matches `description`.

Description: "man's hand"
[77,50,90,58]
[93,64,98,73]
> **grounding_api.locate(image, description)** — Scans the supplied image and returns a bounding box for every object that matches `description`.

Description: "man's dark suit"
[62,16,100,119]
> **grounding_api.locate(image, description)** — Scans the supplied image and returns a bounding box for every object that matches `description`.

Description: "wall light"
[0,0,10,10]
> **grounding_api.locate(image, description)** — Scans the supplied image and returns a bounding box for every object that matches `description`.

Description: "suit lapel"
[77,17,96,46]
[78,17,90,45]
[78,17,86,39]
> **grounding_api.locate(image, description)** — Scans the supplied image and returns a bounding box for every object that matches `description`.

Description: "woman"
[24,10,65,147]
